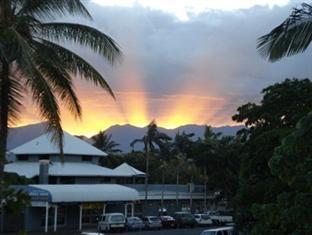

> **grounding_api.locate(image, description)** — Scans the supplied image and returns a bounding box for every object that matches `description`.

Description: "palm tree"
[92,131,121,155]
[0,1,121,180]
[130,120,171,214]
[257,3,312,61]
[171,131,194,209]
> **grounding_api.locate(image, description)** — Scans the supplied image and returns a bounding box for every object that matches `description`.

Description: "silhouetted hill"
[102,124,244,153]
[7,123,47,150]
[6,123,244,153]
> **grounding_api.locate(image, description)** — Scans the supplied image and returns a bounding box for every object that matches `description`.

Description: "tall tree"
[193,126,241,209]
[0,1,121,181]
[251,112,312,235]
[130,120,171,214]
[232,78,312,233]
[92,131,121,155]
[258,3,312,61]
[171,131,194,209]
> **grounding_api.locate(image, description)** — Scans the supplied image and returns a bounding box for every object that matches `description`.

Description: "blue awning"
[12,185,51,203]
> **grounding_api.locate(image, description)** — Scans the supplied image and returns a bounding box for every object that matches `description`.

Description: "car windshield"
[162,216,174,221]
[111,215,124,222]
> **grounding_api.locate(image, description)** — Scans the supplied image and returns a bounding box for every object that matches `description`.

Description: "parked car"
[200,226,236,235]
[126,216,145,231]
[97,213,125,232]
[194,214,213,226]
[160,215,177,228]
[142,216,163,230]
[172,212,197,228]
[207,211,233,225]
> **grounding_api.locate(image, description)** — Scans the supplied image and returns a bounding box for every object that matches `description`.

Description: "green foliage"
[255,112,312,235]
[192,126,242,206]
[233,78,312,234]
[1,173,31,213]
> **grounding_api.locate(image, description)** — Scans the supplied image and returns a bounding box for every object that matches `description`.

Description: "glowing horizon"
[13,90,237,137]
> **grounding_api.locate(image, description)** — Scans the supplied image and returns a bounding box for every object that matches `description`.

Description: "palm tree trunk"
[0,61,10,232]
[144,144,150,215]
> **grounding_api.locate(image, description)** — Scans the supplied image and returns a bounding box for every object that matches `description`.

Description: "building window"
[17,155,29,161]
[81,156,92,161]
[49,177,57,184]
[39,155,50,160]
[60,177,75,184]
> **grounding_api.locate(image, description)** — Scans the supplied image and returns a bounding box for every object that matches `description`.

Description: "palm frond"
[39,23,121,65]
[17,0,91,19]
[92,131,121,154]
[10,28,64,156]
[257,3,312,61]
[38,39,115,98]
[7,73,24,125]
[31,40,82,118]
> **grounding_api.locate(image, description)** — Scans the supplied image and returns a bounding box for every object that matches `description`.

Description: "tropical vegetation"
[92,131,121,155]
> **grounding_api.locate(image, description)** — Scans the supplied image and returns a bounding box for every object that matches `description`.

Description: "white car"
[98,213,125,232]
[207,211,233,225]
[200,226,235,235]
[194,214,213,226]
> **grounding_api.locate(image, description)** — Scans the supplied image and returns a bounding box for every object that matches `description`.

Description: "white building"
[4,131,208,233]
[4,132,144,233]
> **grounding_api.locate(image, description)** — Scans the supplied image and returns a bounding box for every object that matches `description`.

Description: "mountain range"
[102,124,244,152]
[6,123,244,153]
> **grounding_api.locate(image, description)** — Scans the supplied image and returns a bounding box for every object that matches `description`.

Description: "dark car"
[142,216,163,230]
[126,217,145,231]
[160,215,177,229]
[172,212,197,228]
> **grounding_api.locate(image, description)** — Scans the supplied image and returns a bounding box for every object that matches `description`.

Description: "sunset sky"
[17,0,312,136]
